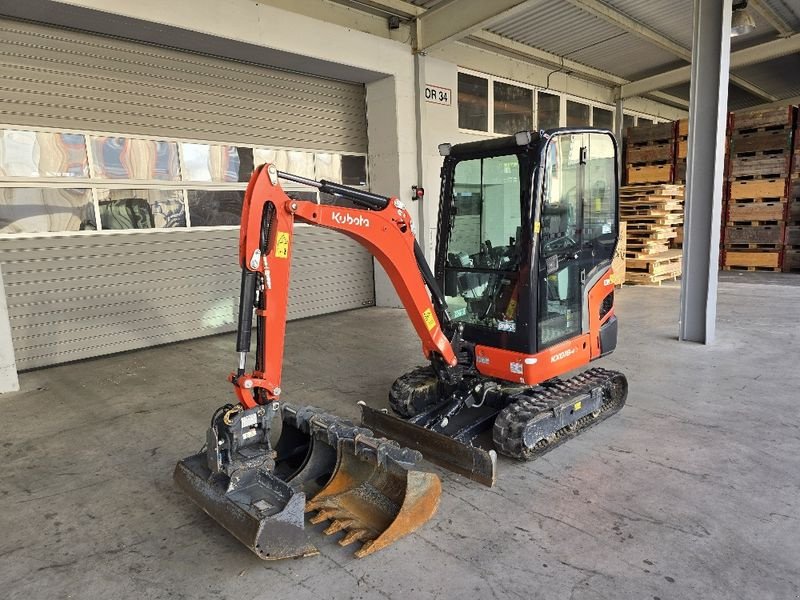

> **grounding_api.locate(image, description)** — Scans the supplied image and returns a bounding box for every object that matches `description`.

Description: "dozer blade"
[306,433,442,558]
[274,405,372,497]
[361,404,498,487]
[174,453,318,560]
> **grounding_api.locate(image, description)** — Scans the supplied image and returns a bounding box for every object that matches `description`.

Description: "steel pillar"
[678,0,732,344]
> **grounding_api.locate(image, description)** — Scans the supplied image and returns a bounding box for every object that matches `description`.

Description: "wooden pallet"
[625,272,680,285]
[785,225,800,246]
[626,249,682,276]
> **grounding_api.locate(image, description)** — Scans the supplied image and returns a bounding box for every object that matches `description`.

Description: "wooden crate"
[627,164,673,184]
[724,224,784,248]
[723,250,781,270]
[785,224,800,246]
[729,178,788,200]
[610,221,626,286]
[727,200,786,223]
[627,121,676,145]
[728,153,791,180]
[783,248,800,273]
[730,129,793,154]
[789,199,800,224]
[626,142,674,165]
[731,106,795,132]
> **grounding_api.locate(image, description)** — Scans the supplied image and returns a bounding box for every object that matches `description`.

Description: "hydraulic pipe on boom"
[230,162,457,410]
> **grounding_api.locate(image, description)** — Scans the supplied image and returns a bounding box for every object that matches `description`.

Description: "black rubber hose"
[236,269,258,353]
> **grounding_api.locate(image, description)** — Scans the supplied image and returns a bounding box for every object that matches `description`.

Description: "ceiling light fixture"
[731,1,757,37]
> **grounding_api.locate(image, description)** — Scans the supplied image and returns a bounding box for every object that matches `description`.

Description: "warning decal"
[422,308,436,331]
[275,231,290,259]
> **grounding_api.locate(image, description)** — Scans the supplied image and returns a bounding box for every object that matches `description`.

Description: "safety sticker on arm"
[422,308,436,331]
[275,232,290,258]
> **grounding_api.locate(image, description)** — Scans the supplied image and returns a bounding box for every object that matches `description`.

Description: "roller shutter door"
[0,18,374,370]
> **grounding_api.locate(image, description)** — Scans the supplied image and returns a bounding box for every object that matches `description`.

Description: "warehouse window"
[537,92,560,130]
[493,81,533,135]
[0,125,369,236]
[458,72,489,131]
[567,100,591,127]
[592,107,614,130]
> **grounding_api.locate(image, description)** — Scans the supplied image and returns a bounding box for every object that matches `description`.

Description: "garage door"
[0,17,375,370]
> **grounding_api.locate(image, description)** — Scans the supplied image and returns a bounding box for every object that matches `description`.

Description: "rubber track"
[492,367,627,459]
[389,365,440,417]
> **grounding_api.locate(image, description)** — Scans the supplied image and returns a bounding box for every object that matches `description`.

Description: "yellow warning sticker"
[275,231,290,259]
[533,221,541,234]
[422,308,436,331]
[574,401,582,411]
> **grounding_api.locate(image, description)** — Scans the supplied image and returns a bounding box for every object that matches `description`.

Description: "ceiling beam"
[340,0,422,19]
[734,94,800,111]
[465,31,689,109]
[621,33,800,98]
[748,0,795,37]
[415,0,536,52]
[563,0,776,101]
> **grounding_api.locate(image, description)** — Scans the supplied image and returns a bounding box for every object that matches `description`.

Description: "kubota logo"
[332,212,370,227]
[550,348,577,363]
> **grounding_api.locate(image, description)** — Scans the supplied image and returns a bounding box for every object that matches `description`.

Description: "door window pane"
[0,130,89,177]
[181,144,253,182]
[445,154,522,331]
[592,107,613,130]
[0,188,94,233]
[95,189,185,229]
[537,92,560,129]
[566,101,590,127]
[493,81,533,135]
[458,72,489,131]
[90,137,179,180]
[187,190,244,226]
[583,133,617,263]
[539,134,582,347]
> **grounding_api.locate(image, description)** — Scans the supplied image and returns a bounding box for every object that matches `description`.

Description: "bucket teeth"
[305,433,442,558]
[323,519,354,535]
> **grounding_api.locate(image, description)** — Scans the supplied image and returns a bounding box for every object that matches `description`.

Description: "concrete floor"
[1,277,799,600]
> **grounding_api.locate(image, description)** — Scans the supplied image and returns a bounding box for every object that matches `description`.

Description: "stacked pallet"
[624,122,675,185]
[619,184,684,284]
[674,118,689,185]
[723,106,795,272]
[786,121,800,273]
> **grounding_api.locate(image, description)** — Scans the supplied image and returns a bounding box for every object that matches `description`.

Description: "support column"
[614,93,624,175]
[678,0,732,344]
[0,267,20,393]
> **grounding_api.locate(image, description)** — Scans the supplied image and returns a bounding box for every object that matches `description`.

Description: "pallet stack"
[786,121,800,273]
[723,106,795,272]
[624,122,675,186]
[619,184,684,285]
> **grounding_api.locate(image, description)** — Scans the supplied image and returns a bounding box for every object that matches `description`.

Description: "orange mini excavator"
[175,128,628,560]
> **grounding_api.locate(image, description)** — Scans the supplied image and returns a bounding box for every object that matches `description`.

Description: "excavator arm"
[231,162,457,410]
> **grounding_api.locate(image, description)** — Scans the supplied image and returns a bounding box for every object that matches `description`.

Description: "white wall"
[0,267,20,392]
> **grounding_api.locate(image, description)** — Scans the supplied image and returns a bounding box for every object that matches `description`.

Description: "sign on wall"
[424,84,451,106]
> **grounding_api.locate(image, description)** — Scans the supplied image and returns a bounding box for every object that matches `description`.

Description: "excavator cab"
[362,129,627,485]
[438,129,618,356]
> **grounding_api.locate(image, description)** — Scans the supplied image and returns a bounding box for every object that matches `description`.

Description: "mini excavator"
[175,128,628,561]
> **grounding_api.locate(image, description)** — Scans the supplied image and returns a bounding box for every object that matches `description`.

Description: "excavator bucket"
[274,405,372,497]
[305,433,442,558]
[174,402,318,560]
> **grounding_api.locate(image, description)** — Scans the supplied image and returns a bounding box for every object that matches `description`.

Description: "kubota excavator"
[174,128,628,561]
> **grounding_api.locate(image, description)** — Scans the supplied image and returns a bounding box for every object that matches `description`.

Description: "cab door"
[536,131,618,349]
